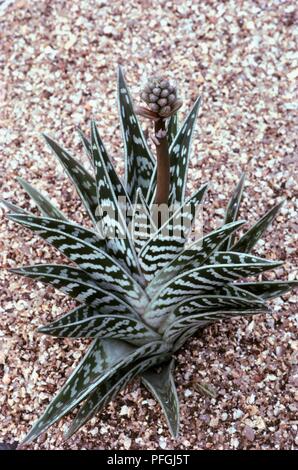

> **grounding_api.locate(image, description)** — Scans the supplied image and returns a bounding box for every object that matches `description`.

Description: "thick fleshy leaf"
[91,121,144,285]
[66,353,170,439]
[208,251,281,267]
[43,134,99,225]
[139,183,208,283]
[169,96,201,205]
[232,201,284,253]
[1,199,30,215]
[145,257,282,328]
[22,339,168,444]
[17,177,67,220]
[117,66,155,203]
[10,264,136,315]
[8,214,147,311]
[167,114,178,147]
[160,292,266,333]
[131,188,157,253]
[164,308,268,343]
[147,220,245,295]
[234,280,298,299]
[141,359,179,438]
[39,313,159,345]
[77,127,92,161]
[91,120,128,204]
[21,338,134,444]
[220,173,246,250]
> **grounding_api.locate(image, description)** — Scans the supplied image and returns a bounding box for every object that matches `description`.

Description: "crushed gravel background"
[0,0,297,451]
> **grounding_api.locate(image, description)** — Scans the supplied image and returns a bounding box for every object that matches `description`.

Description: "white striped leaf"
[232,201,284,253]
[141,359,179,438]
[169,96,201,204]
[147,220,245,295]
[77,127,93,162]
[167,114,179,147]
[91,120,129,203]
[9,264,136,315]
[38,313,159,345]
[1,199,30,215]
[131,188,157,253]
[234,280,298,299]
[66,352,170,439]
[91,121,144,286]
[139,183,208,283]
[159,292,266,334]
[22,339,169,444]
[8,214,147,311]
[221,173,246,250]
[208,251,281,267]
[144,257,282,328]
[17,177,68,221]
[43,134,99,225]
[164,308,268,343]
[117,66,155,203]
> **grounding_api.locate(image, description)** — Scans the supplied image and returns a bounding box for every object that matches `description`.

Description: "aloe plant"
[3,66,297,445]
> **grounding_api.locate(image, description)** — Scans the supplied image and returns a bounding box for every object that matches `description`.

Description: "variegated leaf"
[172,325,200,352]
[1,199,30,215]
[10,264,136,315]
[91,121,144,285]
[234,280,298,299]
[145,258,282,328]
[91,120,128,203]
[139,183,208,283]
[77,127,93,161]
[38,313,159,345]
[131,188,157,253]
[221,173,246,250]
[17,177,67,221]
[164,308,267,343]
[208,251,281,267]
[43,134,99,225]
[147,220,245,295]
[8,214,147,311]
[22,338,135,444]
[160,292,266,333]
[141,359,179,438]
[22,339,169,444]
[169,96,201,205]
[167,113,179,147]
[66,353,170,439]
[232,201,284,253]
[117,66,155,202]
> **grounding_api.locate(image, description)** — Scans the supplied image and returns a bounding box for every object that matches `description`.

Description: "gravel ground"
[0,0,297,451]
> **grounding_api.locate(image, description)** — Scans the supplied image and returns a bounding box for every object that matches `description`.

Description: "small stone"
[243,425,255,442]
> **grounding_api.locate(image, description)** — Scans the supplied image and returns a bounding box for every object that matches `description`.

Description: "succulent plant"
[3,66,297,445]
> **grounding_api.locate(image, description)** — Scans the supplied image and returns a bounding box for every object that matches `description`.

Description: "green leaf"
[169,96,201,205]
[17,177,67,220]
[232,201,284,253]
[66,353,170,440]
[141,359,180,438]
[147,220,245,295]
[43,134,99,225]
[117,66,155,203]
[91,121,144,286]
[234,280,298,299]
[8,214,147,311]
[77,127,93,162]
[9,264,136,315]
[22,339,169,444]
[221,173,246,250]
[145,257,282,329]
[38,313,159,345]
[139,183,208,283]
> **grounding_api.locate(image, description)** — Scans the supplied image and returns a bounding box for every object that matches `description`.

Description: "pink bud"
[149,93,158,102]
